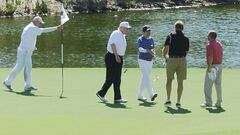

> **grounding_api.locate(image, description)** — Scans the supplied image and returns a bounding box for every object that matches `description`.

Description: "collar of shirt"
[208,39,217,44]
[176,31,183,34]
[208,40,219,46]
[141,35,152,40]
[118,29,125,37]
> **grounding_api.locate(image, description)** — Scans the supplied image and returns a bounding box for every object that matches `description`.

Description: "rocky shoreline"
[0,0,240,17]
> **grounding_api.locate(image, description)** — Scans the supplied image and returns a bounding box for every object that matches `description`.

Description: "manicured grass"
[0,68,239,135]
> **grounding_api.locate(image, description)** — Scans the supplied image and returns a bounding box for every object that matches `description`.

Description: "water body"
[0,4,239,68]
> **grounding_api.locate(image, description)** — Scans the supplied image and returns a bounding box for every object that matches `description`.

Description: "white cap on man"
[119,21,131,29]
[32,16,45,24]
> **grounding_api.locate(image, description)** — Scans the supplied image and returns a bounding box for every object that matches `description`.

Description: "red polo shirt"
[206,40,223,65]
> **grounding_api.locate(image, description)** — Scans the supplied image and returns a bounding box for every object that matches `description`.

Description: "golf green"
[0,68,239,135]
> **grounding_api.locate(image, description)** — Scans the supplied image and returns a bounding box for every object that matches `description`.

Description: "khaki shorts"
[166,58,187,80]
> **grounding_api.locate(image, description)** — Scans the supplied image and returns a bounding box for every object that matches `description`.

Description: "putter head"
[59,96,67,99]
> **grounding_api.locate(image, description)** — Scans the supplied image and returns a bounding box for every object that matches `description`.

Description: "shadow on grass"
[164,106,192,114]
[206,107,226,113]
[4,90,55,97]
[15,91,36,96]
[139,101,157,107]
[99,102,131,109]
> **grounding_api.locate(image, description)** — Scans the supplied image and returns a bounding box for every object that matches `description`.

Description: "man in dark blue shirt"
[136,25,158,102]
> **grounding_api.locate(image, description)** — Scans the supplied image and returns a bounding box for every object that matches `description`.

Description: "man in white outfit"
[137,25,158,102]
[3,16,62,92]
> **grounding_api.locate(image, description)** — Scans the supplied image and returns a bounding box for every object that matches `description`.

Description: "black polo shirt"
[164,31,189,57]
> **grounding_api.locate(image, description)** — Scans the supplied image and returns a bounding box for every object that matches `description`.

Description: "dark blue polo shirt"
[137,35,155,61]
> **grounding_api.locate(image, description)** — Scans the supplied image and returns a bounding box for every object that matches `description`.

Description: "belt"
[107,52,123,57]
[169,56,185,58]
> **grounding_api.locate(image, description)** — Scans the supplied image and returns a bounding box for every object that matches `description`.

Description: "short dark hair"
[175,20,184,30]
[209,31,217,39]
[142,25,151,32]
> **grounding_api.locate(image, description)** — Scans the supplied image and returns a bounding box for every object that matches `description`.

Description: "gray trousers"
[204,64,222,106]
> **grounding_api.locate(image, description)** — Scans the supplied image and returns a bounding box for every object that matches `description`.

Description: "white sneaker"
[200,103,212,108]
[114,99,127,104]
[138,97,147,102]
[96,93,108,103]
[24,86,37,91]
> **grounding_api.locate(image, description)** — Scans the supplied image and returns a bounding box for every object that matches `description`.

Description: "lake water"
[0,4,240,68]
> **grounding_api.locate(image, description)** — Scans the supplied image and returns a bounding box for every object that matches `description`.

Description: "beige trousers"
[204,64,222,106]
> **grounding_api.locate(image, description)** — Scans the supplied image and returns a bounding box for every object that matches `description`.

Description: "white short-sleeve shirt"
[107,30,127,56]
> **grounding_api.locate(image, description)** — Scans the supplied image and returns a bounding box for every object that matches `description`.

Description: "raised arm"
[40,25,62,33]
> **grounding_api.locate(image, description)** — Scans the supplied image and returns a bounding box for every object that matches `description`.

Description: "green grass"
[0,68,240,135]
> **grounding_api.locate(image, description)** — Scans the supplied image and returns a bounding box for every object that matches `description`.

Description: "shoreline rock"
[0,0,239,17]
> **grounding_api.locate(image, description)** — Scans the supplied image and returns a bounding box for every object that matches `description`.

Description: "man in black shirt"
[162,21,189,107]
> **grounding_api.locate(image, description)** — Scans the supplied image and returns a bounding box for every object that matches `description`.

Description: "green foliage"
[117,0,137,8]
[15,0,21,5]
[3,3,17,16]
[0,8,4,16]
[24,5,31,14]
[56,0,64,3]
[34,0,49,15]
[73,0,108,13]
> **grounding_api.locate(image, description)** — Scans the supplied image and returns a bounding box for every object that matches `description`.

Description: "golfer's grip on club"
[111,43,121,63]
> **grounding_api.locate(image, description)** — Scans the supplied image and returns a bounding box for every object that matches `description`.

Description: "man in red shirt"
[201,31,223,108]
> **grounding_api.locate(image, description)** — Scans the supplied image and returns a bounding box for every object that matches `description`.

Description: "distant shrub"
[34,0,49,15]
[73,0,108,13]
[0,8,4,16]
[117,0,136,8]
[56,0,64,3]
[16,0,21,5]
[24,5,31,14]
[3,3,17,16]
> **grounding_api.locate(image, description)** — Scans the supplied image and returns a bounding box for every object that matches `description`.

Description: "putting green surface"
[0,68,239,135]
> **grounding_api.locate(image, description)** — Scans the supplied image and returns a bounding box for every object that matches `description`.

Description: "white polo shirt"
[107,30,127,56]
[19,22,57,53]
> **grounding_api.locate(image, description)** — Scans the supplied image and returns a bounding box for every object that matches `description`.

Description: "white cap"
[119,21,131,28]
[32,16,45,24]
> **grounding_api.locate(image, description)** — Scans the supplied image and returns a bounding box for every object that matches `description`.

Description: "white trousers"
[5,48,33,89]
[204,64,222,106]
[138,59,155,99]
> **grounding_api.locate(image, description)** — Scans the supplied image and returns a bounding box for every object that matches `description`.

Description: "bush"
[24,5,31,14]
[116,0,136,9]
[15,0,21,5]
[73,0,108,13]
[3,3,17,16]
[0,8,4,16]
[34,0,49,15]
[56,0,64,3]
